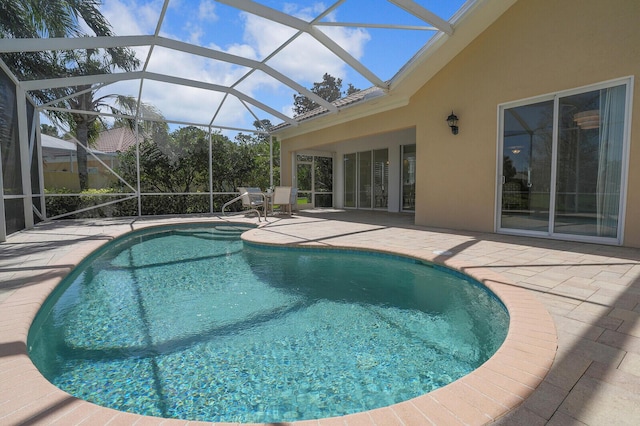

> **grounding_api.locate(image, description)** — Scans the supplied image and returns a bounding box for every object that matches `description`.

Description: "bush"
[45,188,137,219]
[45,189,243,219]
[44,188,80,218]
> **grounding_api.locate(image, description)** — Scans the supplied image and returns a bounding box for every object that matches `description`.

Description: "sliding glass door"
[344,149,389,209]
[499,80,629,243]
[358,151,372,208]
[373,149,389,208]
[401,144,416,211]
[344,153,356,208]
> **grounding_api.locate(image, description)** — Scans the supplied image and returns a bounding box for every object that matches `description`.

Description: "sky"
[72,0,467,137]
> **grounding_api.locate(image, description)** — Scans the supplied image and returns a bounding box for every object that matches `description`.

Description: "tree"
[118,126,208,195]
[40,124,59,137]
[49,48,140,190]
[0,0,120,99]
[293,73,360,116]
[234,119,280,189]
[115,125,262,213]
[1,0,140,190]
[1,0,112,39]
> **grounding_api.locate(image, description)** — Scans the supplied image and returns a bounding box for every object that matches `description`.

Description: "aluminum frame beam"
[0,35,338,115]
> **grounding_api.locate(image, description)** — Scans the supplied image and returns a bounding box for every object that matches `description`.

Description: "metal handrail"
[221,191,267,221]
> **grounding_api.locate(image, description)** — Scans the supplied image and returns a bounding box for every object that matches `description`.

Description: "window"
[498,79,631,244]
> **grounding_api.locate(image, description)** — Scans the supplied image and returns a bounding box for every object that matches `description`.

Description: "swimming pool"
[28,224,509,423]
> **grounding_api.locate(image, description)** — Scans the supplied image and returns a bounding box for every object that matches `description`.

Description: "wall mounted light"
[446,111,459,135]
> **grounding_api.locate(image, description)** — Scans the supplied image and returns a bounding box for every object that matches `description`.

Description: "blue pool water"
[28,224,509,423]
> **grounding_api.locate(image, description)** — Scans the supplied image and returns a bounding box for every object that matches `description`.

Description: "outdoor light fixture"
[446,111,459,135]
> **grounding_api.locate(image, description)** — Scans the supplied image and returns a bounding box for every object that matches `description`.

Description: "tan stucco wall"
[280,0,640,247]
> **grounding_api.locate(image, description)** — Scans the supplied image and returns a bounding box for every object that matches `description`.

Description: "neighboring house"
[41,127,138,191]
[273,0,640,248]
[93,126,138,153]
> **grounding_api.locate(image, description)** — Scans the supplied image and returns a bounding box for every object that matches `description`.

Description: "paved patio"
[1,211,639,425]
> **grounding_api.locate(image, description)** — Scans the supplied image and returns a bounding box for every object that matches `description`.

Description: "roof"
[0,1,516,137]
[40,134,78,155]
[272,85,386,130]
[41,133,109,157]
[94,127,140,153]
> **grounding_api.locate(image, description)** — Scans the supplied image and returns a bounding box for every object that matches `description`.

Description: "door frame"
[495,76,634,245]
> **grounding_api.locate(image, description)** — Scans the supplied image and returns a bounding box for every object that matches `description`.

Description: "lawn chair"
[237,187,267,217]
[272,186,292,215]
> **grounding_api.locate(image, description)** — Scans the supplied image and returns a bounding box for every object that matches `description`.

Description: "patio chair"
[272,186,292,215]
[237,187,266,216]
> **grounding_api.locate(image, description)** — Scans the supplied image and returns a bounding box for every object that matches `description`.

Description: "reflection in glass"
[296,154,313,162]
[373,149,389,209]
[402,145,416,211]
[314,193,332,207]
[358,151,372,208]
[555,86,625,238]
[501,101,553,231]
[501,83,627,240]
[344,153,356,208]
[314,157,333,193]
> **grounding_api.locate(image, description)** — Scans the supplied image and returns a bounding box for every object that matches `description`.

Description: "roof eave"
[389,0,517,97]
[273,93,410,139]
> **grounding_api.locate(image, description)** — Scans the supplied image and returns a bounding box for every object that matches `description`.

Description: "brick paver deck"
[1,211,639,425]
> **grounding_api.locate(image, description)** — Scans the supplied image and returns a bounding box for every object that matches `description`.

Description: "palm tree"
[1,0,114,85]
[1,0,112,39]
[46,48,140,190]
[1,0,141,190]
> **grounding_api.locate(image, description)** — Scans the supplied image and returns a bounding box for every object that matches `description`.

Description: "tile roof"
[94,127,140,153]
[272,85,386,131]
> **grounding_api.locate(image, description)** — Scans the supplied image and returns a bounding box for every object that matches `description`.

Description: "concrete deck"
[1,211,639,425]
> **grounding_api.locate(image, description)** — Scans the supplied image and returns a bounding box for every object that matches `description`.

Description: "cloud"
[283,2,328,19]
[238,8,370,84]
[198,0,218,22]
[102,0,161,35]
[90,0,371,132]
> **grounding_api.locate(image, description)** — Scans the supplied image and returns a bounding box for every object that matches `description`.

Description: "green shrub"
[45,188,137,219]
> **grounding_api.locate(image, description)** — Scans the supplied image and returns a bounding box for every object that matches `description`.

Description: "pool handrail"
[222,190,267,221]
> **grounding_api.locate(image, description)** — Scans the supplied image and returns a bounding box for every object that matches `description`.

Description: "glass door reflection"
[500,101,553,231]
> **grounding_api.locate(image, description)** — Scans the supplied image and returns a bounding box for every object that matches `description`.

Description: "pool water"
[28,224,509,423]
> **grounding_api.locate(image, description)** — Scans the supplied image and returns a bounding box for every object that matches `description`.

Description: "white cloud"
[198,0,218,22]
[184,22,205,45]
[102,0,161,35]
[90,0,371,132]
[239,9,370,84]
[283,2,328,19]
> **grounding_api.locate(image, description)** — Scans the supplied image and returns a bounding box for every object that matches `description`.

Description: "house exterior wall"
[292,127,414,212]
[43,156,119,191]
[280,0,640,247]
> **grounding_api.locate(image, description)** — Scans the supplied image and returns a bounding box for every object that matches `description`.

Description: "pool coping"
[0,217,557,425]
